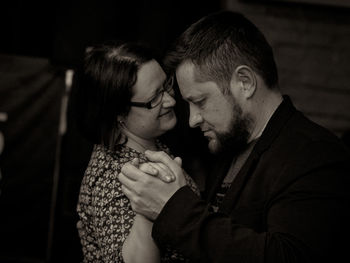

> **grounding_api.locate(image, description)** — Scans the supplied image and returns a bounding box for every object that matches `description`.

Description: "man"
[118,11,350,262]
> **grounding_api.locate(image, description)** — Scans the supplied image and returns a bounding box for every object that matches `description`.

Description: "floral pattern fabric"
[77,142,199,262]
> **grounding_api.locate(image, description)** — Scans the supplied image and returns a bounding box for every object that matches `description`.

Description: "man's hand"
[118,151,187,221]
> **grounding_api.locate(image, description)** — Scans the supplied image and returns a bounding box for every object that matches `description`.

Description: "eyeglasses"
[130,76,175,109]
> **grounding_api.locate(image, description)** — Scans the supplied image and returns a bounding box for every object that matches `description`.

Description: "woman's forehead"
[132,60,166,100]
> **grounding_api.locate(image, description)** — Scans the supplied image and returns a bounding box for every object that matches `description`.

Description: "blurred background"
[0,0,349,262]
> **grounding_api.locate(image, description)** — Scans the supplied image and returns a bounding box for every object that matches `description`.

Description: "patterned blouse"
[77,142,199,262]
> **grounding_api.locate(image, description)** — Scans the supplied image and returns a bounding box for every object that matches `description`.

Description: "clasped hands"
[118,150,187,221]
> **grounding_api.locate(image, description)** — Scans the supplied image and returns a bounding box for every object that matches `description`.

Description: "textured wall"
[225,1,350,137]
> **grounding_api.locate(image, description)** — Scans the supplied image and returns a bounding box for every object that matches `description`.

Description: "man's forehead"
[177,80,220,103]
[176,60,212,84]
[176,60,195,77]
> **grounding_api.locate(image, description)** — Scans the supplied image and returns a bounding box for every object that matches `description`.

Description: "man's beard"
[212,103,252,155]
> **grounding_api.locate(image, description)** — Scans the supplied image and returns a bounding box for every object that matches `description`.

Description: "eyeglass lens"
[150,77,175,108]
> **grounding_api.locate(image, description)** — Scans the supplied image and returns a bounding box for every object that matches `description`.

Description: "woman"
[75,42,198,262]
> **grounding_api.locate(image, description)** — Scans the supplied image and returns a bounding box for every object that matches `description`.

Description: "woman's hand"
[119,151,187,221]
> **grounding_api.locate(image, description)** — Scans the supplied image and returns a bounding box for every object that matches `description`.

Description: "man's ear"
[234,65,257,99]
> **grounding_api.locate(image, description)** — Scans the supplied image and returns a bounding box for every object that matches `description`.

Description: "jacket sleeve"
[152,186,268,263]
[152,144,350,263]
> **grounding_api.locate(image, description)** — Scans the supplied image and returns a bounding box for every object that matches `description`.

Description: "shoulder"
[263,108,348,164]
[261,111,350,194]
[81,144,141,192]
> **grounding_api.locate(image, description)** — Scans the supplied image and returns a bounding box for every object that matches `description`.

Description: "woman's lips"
[159,109,173,117]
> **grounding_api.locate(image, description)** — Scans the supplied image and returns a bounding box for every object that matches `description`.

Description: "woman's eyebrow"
[147,85,162,100]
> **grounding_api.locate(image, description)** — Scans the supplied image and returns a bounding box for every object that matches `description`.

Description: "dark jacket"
[152,96,350,263]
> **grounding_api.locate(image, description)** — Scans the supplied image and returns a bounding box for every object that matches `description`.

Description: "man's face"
[176,61,251,154]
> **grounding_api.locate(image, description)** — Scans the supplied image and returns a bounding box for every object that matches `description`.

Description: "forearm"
[122,214,160,263]
[153,163,350,263]
[152,187,310,263]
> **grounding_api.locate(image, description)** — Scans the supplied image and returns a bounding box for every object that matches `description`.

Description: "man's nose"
[189,105,203,128]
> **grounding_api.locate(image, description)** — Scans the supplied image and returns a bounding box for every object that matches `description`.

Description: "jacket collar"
[206,95,297,207]
[253,95,296,156]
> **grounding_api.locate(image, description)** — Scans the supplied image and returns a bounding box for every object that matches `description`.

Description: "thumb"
[174,157,182,167]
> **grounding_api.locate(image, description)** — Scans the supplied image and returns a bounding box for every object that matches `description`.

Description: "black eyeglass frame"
[130,76,175,109]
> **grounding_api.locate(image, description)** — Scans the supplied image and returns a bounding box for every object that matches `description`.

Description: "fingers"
[139,162,175,182]
[118,172,136,191]
[121,160,145,181]
[145,150,182,176]
[148,162,175,182]
[121,158,174,185]
[120,184,133,200]
[139,162,158,176]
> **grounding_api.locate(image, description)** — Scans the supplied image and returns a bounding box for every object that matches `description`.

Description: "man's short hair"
[164,11,279,91]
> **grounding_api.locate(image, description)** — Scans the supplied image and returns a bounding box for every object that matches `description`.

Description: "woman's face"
[124,59,177,139]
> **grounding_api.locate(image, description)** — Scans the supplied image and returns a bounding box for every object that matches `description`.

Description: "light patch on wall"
[257,0,350,8]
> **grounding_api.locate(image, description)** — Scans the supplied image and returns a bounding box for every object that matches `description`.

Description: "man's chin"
[208,139,222,154]
[208,135,248,155]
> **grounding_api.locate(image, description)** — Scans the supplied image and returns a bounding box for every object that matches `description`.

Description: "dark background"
[1,0,350,262]
[0,0,222,66]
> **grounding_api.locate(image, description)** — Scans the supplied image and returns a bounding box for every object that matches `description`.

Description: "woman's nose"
[162,91,176,108]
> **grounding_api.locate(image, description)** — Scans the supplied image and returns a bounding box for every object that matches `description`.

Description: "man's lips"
[202,130,212,138]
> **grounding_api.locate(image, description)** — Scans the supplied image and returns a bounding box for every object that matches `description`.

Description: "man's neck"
[248,92,283,143]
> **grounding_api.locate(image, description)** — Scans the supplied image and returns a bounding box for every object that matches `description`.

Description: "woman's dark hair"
[73,41,158,147]
[164,11,279,91]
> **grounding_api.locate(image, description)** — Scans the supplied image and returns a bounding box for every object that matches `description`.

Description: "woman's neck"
[121,127,157,153]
